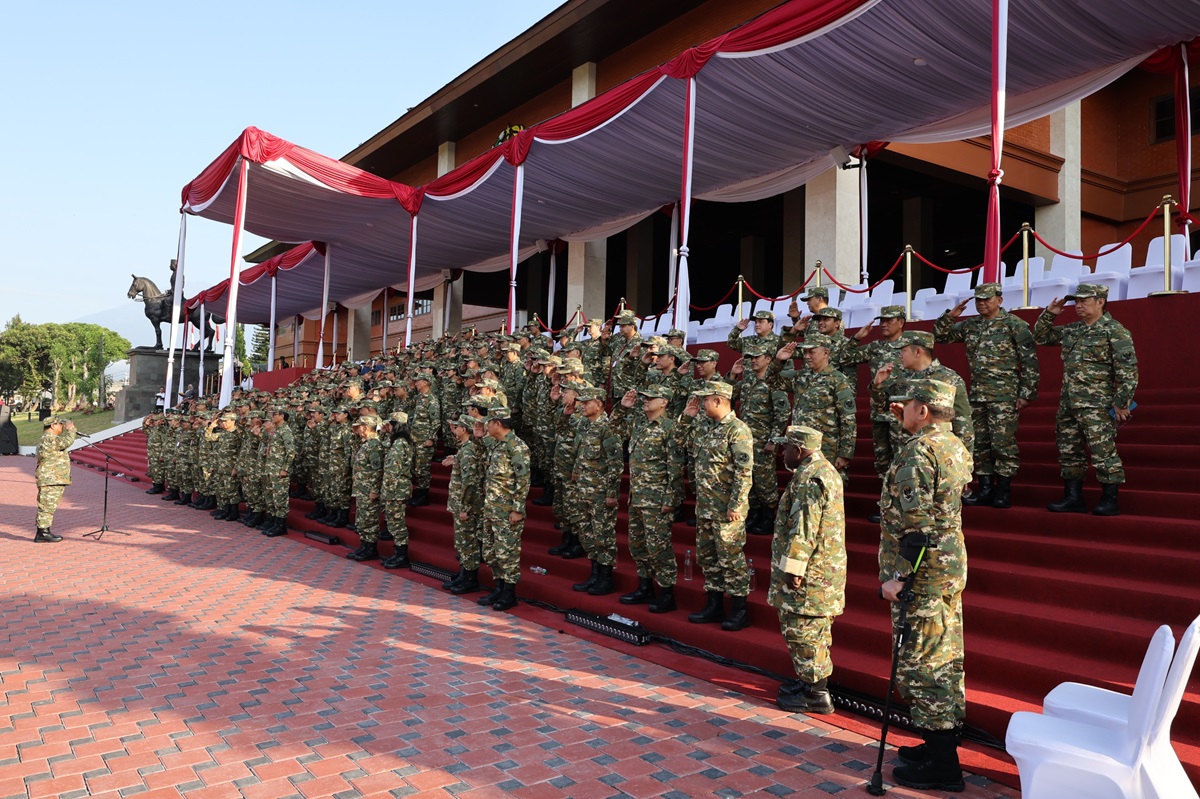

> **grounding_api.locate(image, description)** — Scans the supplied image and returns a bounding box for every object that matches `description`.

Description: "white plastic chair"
[1181,259,1200,294]
[1127,235,1190,300]
[686,319,701,343]
[1004,256,1046,289]
[908,287,938,321]
[839,285,870,310]
[1006,624,1185,799]
[869,279,894,301]
[1029,252,1085,308]
[846,302,882,329]
[751,298,775,318]
[1091,243,1133,301]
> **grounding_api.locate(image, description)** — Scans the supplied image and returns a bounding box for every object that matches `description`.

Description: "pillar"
[566,62,608,319]
[347,306,371,362]
[781,186,806,291]
[431,141,464,334]
[804,166,861,287]
[1035,101,1082,252]
[625,217,654,313]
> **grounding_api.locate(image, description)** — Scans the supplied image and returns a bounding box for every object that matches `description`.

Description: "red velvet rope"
[1029,202,1162,259]
[688,282,739,312]
[823,250,906,293]
[536,310,581,335]
[636,295,677,322]
[741,269,818,301]
[910,230,1022,275]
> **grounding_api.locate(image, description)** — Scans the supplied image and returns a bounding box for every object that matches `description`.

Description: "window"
[1151,94,1200,144]
[370,310,381,326]
[387,300,433,320]
[389,304,404,322]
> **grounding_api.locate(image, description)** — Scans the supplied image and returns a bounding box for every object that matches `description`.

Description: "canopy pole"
[405,215,418,347]
[508,164,526,334]
[672,77,697,345]
[266,274,277,371]
[668,203,680,300]
[197,302,206,396]
[316,245,332,369]
[860,156,870,284]
[332,308,339,367]
[164,215,188,409]
[380,286,389,354]
[293,316,301,366]
[177,316,188,400]
[546,244,557,332]
[1179,42,1193,243]
[218,159,249,408]
[983,0,1010,284]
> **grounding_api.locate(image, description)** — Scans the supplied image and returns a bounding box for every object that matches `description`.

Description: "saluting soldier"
[727,309,781,356]
[728,339,790,535]
[237,412,267,527]
[776,333,856,483]
[769,425,846,715]
[34,416,77,542]
[442,414,484,593]
[607,311,643,399]
[380,411,415,569]
[209,412,243,522]
[934,282,1040,508]
[569,385,624,596]
[261,408,297,537]
[1034,283,1137,516]
[476,407,531,612]
[346,414,385,562]
[848,306,908,502]
[321,407,355,528]
[407,372,440,507]
[873,331,973,459]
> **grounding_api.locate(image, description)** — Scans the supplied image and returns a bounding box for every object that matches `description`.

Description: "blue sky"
[0,0,562,348]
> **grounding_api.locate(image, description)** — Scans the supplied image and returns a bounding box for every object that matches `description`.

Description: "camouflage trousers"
[264,474,290,517]
[777,610,834,684]
[483,514,523,584]
[577,491,618,566]
[241,471,264,511]
[147,450,163,484]
[1056,404,1124,484]
[627,504,677,587]
[893,591,965,731]
[452,512,484,570]
[214,470,241,507]
[35,484,66,529]
[751,446,779,510]
[324,468,352,510]
[354,495,381,543]
[971,400,1020,477]
[412,445,435,490]
[871,420,897,478]
[695,516,750,597]
[383,499,410,547]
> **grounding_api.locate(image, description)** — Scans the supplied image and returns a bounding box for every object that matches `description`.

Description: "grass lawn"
[13,409,118,447]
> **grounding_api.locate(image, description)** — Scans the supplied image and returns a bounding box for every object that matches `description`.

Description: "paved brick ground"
[0,459,1018,798]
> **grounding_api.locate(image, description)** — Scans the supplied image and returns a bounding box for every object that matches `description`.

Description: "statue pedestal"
[114,347,222,423]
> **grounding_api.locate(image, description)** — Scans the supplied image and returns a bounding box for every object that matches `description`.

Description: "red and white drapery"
[1142,39,1199,231]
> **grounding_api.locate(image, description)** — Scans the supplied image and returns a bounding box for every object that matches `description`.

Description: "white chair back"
[1123,625,1176,757]
[1143,234,1189,267]
[1047,252,1085,280]
[1149,616,1200,745]
[1095,243,1133,276]
[869,279,894,300]
[1005,256,1046,287]
[943,269,974,296]
[752,298,774,317]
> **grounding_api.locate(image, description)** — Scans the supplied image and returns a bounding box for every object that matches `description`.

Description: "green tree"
[249,325,270,365]
[0,320,127,408]
[235,324,247,363]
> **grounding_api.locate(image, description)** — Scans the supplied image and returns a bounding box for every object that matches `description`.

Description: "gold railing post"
[1151,195,1187,296]
[618,297,627,314]
[814,260,823,290]
[737,275,745,321]
[1014,222,1038,309]
[904,246,913,320]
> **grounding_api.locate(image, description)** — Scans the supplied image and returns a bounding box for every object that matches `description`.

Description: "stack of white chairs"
[1127,234,1189,300]
[697,301,748,344]
[1002,256,1046,307]
[1007,615,1200,799]
[1182,259,1200,294]
[1028,252,1084,309]
[1089,242,1134,301]
[908,287,938,320]
[686,319,701,342]
[922,269,977,319]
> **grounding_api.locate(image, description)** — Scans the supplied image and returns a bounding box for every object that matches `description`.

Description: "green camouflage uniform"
[726,328,781,357]
[483,430,531,584]
[446,437,484,569]
[211,425,242,508]
[409,390,441,490]
[440,379,463,446]
[768,450,846,684]
[887,359,974,454]
[611,404,683,587]
[322,420,354,512]
[351,435,384,542]
[381,435,413,545]
[609,332,643,399]
[675,408,754,597]
[785,366,856,480]
[263,424,296,518]
[731,369,790,510]
[934,308,1039,476]
[852,338,906,476]
[572,411,624,566]
[143,416,164,486]
[1033,309,1137,484]
[35,426,77,528]
[580,336,611,388]
[553,403,584,532]
[302,418,326,499]
[879,421,972,731]
[237,424,264,514]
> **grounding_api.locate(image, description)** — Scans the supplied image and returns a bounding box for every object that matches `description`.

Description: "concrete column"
[346,306,372,362]
[804,166,861,287]
[1035,101,1082,252]
[781,186,806,291]
[566,62,607,318]
[431,141,464,334]
[625,218,654,313]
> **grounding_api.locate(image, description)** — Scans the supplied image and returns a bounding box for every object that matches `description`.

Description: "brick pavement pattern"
[0,459,1017,799]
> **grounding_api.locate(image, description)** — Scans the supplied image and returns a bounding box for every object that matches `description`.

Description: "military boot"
[688,591,725,624]
[406,489,429,508]
[345,542,379,561]
[648,585,676,613]
[200,494,218,510]
[380,524,393,542]
[146,482,165,495]
[963,474,993,506]
[241,510,262,527]
[776,678,834,714]
[317,506,338,525]
[573,561,600,592]
[161,487,180,502]
[1048,479,1087,513]
[560,534,586,560]
[174,491,193,506]
[587,564,615,596]
[990,475,1012,509]
[548,529,572,556]
[256,513,274,529]
[264,517,289,537]
[211,504,229,520]
[530,468,545,488]
[328,509,349,528]
[532,482,554,506]
[223,504,240,523]
[754,507,776,535]
[721,595,750,631]
[491,582,518,611]
[304,502,327,520]
[893,728,964,792]
[898,724,961,766]
[382,545,410,569]
[442,569,465,589]
[477,580,504,606]
[619,578,655,605]
[34,528,62,543]
[450,569,481,594]
[1093,483,1120,516]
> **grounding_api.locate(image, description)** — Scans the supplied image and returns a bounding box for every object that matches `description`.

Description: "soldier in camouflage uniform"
[477,407,531,612]
[443,414,484,593]
[301,407,328,520]
[209,412,243,522]
[776,334,856,483]
[728,339,790,535]
[768,425,846,715]
[261,408,297,536]
[848,306,907,494]
[727,309,781,357]
[568,386,624,596]
[606,312,643,400]
[934,282,1040,508]
[143,413,166,494]
[321,408,355,528]
[380,411,415,569]
[675,381,754,631]
[346,415,385,562]
[499,343,526,438]
[1034,283,1137,516]
[610,385,684,612]
[173,414,202,506]
[34,416,77,541]
[407,372,440,507]
[237,412,267,527]
[531,356,561,506]
[579,319,611,388]
[878,379,972,792]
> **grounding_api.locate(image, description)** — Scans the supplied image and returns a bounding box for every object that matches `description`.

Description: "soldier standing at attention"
[143,413,166,495]
[769,425,846,715]
[1034,283,1137,516]
[346,415,385,562]
[728,339,790,535]
[34,416,77,542]
[380,412,415,569]
[323,408,355,528]
[934,282,1040,508]
[407,372,440,508]
[210,412,243,522]
[261,408,297,537]
[848,306,907,514]
[442,415,484,594]
[477,408,531,612]
[569,386,624,597]
[607,312,643,400]
[675,381,754,631]
[879,379,973,792]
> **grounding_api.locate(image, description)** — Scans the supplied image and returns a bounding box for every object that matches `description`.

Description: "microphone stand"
[79,435,133,541]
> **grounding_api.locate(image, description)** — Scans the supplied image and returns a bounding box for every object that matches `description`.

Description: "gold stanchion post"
[737,275,745,321]
[1014,222,1039,309]
[1151,195,1187,296]
[814,260,823,291]
[903,246,913,320]
[618,297,627,314]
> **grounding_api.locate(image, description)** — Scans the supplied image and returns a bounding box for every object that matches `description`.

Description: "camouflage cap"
[773,424,823,451]
[637,384,672,399]
[331,405,350,415]
[542,355,563,369]
[1066,283,1109,301]
[451,413,475,428]
[666,328,686,339]
[974,282,1003,300]
[247,410,267,421]
[692,348,720,363]
[352,414,381,428]
[561,342,582,353]
[801,285,829,301]
[614,311,637,326]
[892,378,957,409]
[798,332,835,349]
[42,416,64,427]
[486,406,512,422]
[890,330,935,350]
[877,305,907,319]
[691,380,734,400]
[470,396,501,412]
[219,412,238,422]
[752,310,775,322]
[575,386,606,402]
[813,307,843,321]
[388,410,408,425]
[479,378,501,390]
[558,360,585,376]
[501,342,521,352]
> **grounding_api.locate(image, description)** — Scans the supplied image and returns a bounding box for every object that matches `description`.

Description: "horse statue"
[127,268,224,351]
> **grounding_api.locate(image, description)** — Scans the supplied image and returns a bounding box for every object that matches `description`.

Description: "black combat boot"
[893,728,965,792]
[530,468,544,488]
[211,504,229,520]
[688,591,725,624]
[380,524,393,542]
[146,482,165,495]
[174,491,193,506]
[34,528,62,543]
[161,487,180,502]
[223,504,240,523]
[241,510,262,527]
[754,507,776,535]
[1048,479,1087,513]
[619,578,655,605]
[443,569,464,589]
[721,595,750,631]
[587,564,615,596]
[264,517,289,537]
[990,475,1012,509]
[256,512,274,529]
[317,506,338,525]
[328,509,349,528]
[673,506,685,523]
[560,534,586,559]
[450,569,481,594]
[898,724,962,766]
[532,482,554,506]
[776,678,834,714]
[346,542,379,561]
[963,474,993,506]
[491,582,518,611]
[304,502,327,520]
[573,561,600,592]
[1093,483,1120,516]
[548,529,572,556]
[648,585,676,613]
[382,545,410,569]
[777,679,806,699]
[477,580,504,606]
[200,494,218,510]
[406,489,429,508]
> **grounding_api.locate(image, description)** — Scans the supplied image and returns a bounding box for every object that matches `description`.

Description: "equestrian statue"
[127,260,224,351]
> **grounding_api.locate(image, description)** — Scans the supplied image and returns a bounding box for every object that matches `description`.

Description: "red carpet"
[73,292,1200,789]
